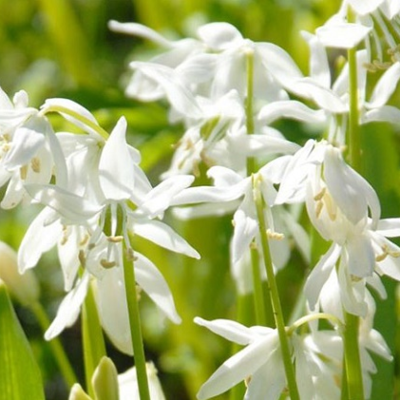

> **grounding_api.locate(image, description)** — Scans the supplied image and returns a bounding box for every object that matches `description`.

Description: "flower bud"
[68,384,92,400]
[92,357,119,400]
[0,241,40,305]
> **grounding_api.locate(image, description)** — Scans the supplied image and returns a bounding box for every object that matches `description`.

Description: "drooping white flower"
[195,317,344,400]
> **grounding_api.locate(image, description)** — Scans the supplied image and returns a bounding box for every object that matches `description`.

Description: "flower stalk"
[340,8,365,400]
[41,105,109,139]
[252,174,300,400]
[82,280,107,398]
[122,244,151,400]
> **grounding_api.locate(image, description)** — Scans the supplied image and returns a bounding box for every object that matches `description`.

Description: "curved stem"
[122,246,151,400]
[41,105,109,139]
[30,301,78,389]
[252,174,300,400]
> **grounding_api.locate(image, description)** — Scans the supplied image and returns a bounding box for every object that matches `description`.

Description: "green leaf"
[0,280,45,400]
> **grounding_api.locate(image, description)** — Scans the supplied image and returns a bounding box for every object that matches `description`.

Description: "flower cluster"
[1,0,400,399]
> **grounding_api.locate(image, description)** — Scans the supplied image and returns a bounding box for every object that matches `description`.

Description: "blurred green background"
[2,0,400,399]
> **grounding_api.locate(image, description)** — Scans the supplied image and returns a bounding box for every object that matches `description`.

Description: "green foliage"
[0,281,44,400]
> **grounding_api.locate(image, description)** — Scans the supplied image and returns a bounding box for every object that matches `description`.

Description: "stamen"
[107,235,124,243]
[313,187,326,201]
[31,157,41,173]
[20,165,28,180]
[78,250,86,267]
[267,229,284,240]
[100,259,117,269]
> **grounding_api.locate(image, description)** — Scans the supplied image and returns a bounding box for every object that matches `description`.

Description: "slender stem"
[30,301,78,388]
[347,46,361,172]
[250,244,267,326]
[341,7,365,400]
[245,46,255,174]
[122,246,151,400]
[252,174,300,400]
[82,280,107,398]
[40,105,109,139]
[343,312,364,400]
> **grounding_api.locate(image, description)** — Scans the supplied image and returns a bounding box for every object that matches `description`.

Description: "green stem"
[347,46,362,173]
[30,302,78,388]
[41,105,109,139]
[82,280,107,398]
[341,7,365,400]
[122,246,151,400]
[250,244,267,326]
[343,312,364,400]
[245,46,255,175]
[252,174,300,400]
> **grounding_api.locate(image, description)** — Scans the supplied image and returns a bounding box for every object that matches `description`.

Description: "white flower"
[0,89,69,208]
[118,362,166,400]
[195,317,344,400]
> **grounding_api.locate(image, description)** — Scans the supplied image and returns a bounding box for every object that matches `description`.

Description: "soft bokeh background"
[1,0,399,399]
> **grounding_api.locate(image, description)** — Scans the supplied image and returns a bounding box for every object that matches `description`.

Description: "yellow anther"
[100,259,117,269]
[267,229,284,240]
[31,157,41,173]
[78,250,86,267]
[20,165,28,180]
[313,187,326,201]
[107,235,124,243]
[316,200,324,218]
[79,234,90,246]
[375,252,388,262]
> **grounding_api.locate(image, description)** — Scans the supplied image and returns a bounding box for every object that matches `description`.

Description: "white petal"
[316,22,372,49]
[96,265,132,354]
[291,78,347,112]
[197,332,279,399]
[368,62,400,108]
[99,117,135,201]
[133,219,200,259]
[138,175,194,217]
[197,22,243,51]
[324,146,380,226]
[304,243,341,310]
[346,233,375,277]
[245,350,285,400]
[194,317,266,345]
[363,105,400,124]
[171,181,246,205]
[45,273,90,340]
[348,0,384,15]
[18,207,61,272]
[25,184,101,222]
[258,100,326,124]
[135,252,181,323]
[376,218,400,237]
[3,117,46,169]
[338,260,367,317]
[257,43,304,88]
[108,21,174,47]
[364,329,393,361]
[42,98,102,139]
[231,205,258,264]
[301,31,331,87]
[380,0,400,19]
[129,63,202,119]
